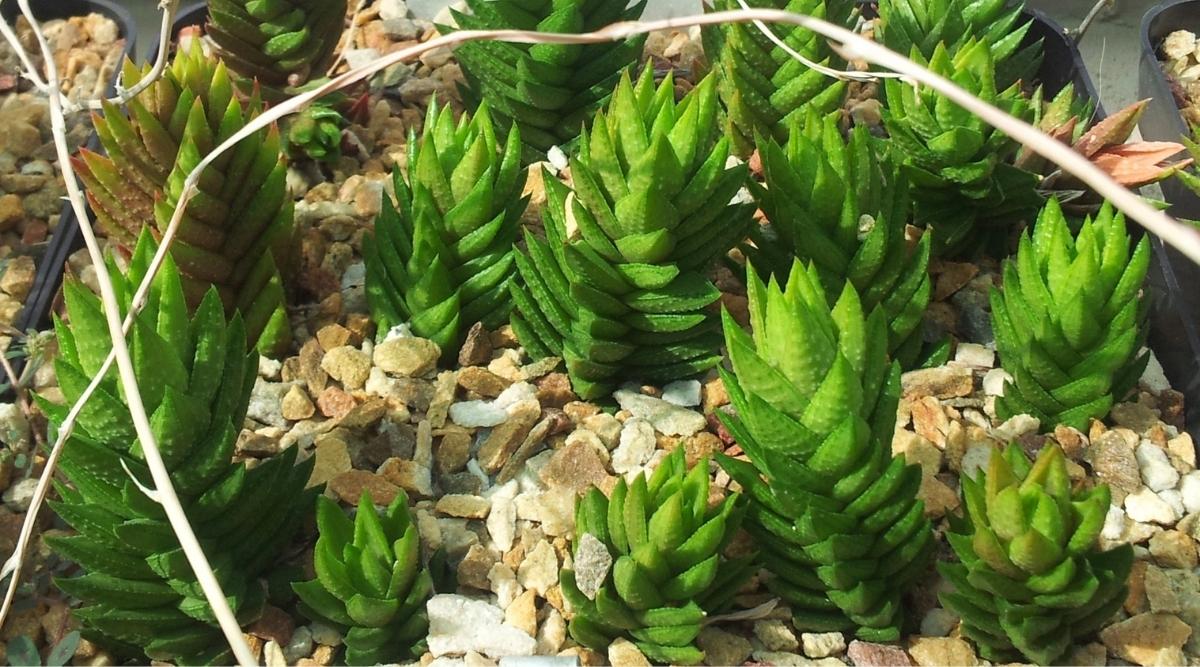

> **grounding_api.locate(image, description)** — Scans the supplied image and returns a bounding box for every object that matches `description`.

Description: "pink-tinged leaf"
[1091,141,1192,187]
[1072,100,1150,157]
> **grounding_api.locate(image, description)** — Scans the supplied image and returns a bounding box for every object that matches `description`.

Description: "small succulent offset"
[877,0,1040,88]
[286,102,345,163]
[701,0,853,157]
[446,0,647,160]
[510,70,756,400]
[561,447,753,665]
[940,444,1133,665]
[74,44,293,356]
[883,39,1040,257]
[207,0,347,93]
[293,491,433,664]
[364,101,527,355]
[991,198,1150,432]
[42,232,316,664]
[748,109,932,368]
[717,260,933,640]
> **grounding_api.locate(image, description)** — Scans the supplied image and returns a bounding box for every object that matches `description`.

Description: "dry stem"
[3,6,1200,663]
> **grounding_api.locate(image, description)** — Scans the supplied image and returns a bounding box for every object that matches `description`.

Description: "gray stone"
[573,533,613,600]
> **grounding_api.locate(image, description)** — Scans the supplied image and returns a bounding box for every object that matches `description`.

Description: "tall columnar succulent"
[510,69,756,400]
[717,260,933,640]
[749,109,932,367]
[208,0,347,92]
[363,101,527,355]
[701,0,854,157]
[882,40,1041,257]
[940,444,1133,665]
[877,0,1040,88]
[446,0,648,160]
[561,447,752,665]
[293,491,432,664]
[991,198,1150,432]
[42,232,316,665]
[74,44,293,356]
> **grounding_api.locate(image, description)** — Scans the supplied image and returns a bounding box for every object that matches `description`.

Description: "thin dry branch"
[5,2,256,664]
[81,0,181,112]
[5,7,1200,663]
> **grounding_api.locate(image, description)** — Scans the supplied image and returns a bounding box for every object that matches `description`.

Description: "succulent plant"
[748,109,932,367]
[293,491,432,664]
[286,102,345,163]
[363,101,526,355]
[73,44,293,356]
[991,198,1150,432]
[1018,92,1188,214]
[717,259,933,640]
[876,0,1041,88]
[561,447,753,665]
[445,0,648,161]
[208,0,347,92]
[882,39,1041,257]
[41,231,316,665]
[701,0,854,157]
[940,443,1133,665]
[510,69,756,400]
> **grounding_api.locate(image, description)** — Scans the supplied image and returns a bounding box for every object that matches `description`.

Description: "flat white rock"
[1136,443,1180,492]
[613,389,706,436]
[1125,487,1179,525]
[1181,471,1200,514]
[612,418,656,474]
[661,379,702,406]
[450,400,508,428]
[427,594,536,658]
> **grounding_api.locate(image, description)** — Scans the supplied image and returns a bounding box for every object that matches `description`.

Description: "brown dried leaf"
[1073,100,1150,158]
[1091,141,1192,187]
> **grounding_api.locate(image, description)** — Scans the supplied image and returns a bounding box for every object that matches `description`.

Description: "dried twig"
[6,6,1200,663]
[3,1,256,664]
[81,0,181,112]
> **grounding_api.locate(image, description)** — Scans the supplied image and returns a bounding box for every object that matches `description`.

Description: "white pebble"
[661,379,702,407]
[954,343,994,368]
[546,145,568,172]
[612,418,656,475]
[982,368,1012,396]
[1101,505,1126,540]
[801,632,846,658]
[1140,349,1172,393]
[1160,489,1185,518]
[1125,487,1179,525]
[427,594,536,658]
[1181,471,1200,514]
[1136,443,1180,492]
[450,400,508,427]
[495,382,538,410]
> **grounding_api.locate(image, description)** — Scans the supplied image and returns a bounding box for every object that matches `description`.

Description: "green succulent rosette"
[74,44,293,356]
[42,231,316,664]
[701,0,855,157]
[717,259,933,641]
[561,447,753,665]
[364,100,527,356]
[991,198,1150,431]
[445,0,647,161]
[940,443,1133,665]
[293,491,432,665]
[510,69,755,400]
[748,108,932,368]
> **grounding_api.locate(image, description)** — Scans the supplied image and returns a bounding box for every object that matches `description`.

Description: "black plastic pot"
[1139,0,1200,440]
[3,0,134,390]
